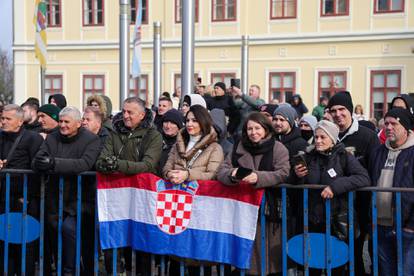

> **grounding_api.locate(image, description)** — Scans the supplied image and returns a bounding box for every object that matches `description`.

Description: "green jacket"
[96,109,163,175]
[312,104,325,121]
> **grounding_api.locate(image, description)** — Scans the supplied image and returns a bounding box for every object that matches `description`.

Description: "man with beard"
[153,96,173,132]
[21,98,42,132]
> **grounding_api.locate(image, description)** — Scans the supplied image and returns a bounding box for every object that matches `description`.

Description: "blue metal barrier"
[1,169,413,276]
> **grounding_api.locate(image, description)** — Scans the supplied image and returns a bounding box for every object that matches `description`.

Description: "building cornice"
[13,30,414,51]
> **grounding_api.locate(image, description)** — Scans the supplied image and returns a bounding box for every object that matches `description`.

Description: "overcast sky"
[0,0,13,54]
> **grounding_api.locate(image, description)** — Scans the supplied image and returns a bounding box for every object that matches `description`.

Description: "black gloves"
[97,155,119,173]
[33,151,55,172]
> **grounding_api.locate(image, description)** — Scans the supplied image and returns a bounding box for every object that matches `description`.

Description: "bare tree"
[0,50,13,105]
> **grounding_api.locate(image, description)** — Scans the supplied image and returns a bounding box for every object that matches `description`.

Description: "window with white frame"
[269,72,296,103]
[318,71,347,99]
[270,0,296,19]
[371,70,401,120]
[45,75,63,105]
[211,73,236,89]
[212,0,237,21]
[374,0,404,13]
[83,0,104,26]
[83,75,105,104]
[129,75,149,103]
[321,0,349,16]
[46,0,61,27]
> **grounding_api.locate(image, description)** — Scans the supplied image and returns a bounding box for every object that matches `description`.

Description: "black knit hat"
[162,109,184,128]
[385,107,414,131]
[214,82,226,92]
[327,91,353,114]
[38,104,61,122]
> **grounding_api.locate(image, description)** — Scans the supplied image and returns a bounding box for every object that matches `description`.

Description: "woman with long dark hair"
[217,112,290,275]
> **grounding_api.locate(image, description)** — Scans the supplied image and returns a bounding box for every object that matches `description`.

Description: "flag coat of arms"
[97,173,264,269]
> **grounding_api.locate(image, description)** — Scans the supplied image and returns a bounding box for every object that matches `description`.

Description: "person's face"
[299,121,312,131]
[329,105,352,131]
[186,112,201,136]
[247,120,267,144]
[158,100,172,115]
[392,98,407,109]
[323,109,333,121]
[315,128,334,152]
[181,102,190,116]
[122,102,145,129]
[260,112,273,124]
[82,111,101,135]
[59,115,81,137]
[22,105,36,123]
[1,110,24,133]
[214,86,225,96]
[272,115,291,134]
[50,98,57,106]
[38,112,58,130]
[248,86,260,99]
[163,121,180,137]
[384,116,408,147]
[196,86,205,96]
[89,101,100,109]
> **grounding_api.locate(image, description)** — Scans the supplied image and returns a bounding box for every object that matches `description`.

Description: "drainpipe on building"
[119,0,130,109]
[153,22,162,108]
[241,35,249,95]
[181,0,195,100]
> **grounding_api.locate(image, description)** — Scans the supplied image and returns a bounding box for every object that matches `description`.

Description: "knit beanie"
[385,107,414,131]
[327,91,353,114]
[214,82,226,93]
[299,115,318,131]
[162,109,184,128]
[315,120,339,144]
[259,104,278,116]
[38,104,61,122]
[273,104,298,128]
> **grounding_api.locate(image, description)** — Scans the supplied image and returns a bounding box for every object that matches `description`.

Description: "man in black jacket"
[327,91,379,276]
[33,106,101,275]
[0,104,43,275]
[21,98,42,132]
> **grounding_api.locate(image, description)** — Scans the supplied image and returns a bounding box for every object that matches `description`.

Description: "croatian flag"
[97,173,263,269]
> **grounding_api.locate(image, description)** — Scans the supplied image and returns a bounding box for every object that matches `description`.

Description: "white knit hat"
[315,120,339,144]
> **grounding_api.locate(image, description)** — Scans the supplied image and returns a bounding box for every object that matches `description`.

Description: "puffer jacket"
[96,108,163,175]
[162,127,224,180]
[295,143,370,225]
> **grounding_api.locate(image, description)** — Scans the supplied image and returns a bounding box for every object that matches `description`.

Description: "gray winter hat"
[315,120,339,144]
[273,104,298,128]
[299,115,318,131]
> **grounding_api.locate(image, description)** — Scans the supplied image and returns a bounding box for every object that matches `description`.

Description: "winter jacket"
[290,95,308,118]
[217,138,290,189]
[159,133,177,171]
[369,137,414,229]
[234,94,265,134]
[294,143,370,225]
[33,128,101,217]
[312,104,325,121]
[97,109,163,175]
[210,108,233,158]
[163,128,224,180]
[23,120,43,133]
[275,126,308,159]
[207,94,241,135]
[0,128,43,213]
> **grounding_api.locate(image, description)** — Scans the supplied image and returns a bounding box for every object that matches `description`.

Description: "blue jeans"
[378,225,414,276]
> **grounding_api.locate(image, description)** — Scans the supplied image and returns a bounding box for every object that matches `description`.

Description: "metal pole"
[119,0,130,109]
[181,0,195,99]
[241,35,249,95]
[40,68,45,105]
[153,22,162,107]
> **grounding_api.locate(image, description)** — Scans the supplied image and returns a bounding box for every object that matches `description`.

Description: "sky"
[0,0,13,54]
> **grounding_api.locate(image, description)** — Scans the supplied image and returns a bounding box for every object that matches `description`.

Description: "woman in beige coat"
[163,104,224,183]
[217,112,290,275]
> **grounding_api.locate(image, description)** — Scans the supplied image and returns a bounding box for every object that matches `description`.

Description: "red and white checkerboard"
[156,191,193,235]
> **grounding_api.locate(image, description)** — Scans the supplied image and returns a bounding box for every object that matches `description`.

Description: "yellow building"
[13,0,414,119]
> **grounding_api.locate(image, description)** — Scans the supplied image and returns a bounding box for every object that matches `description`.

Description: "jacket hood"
[100,95,113,118]
[112,107,154,134]
[209,108,227,140]
[48,94,67,109]
[391,94,414,115]
[184,94,207,108]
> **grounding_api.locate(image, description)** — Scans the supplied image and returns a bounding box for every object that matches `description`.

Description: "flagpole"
[40,67,46,105]
[119,0,130,109]
[181,0,195,99]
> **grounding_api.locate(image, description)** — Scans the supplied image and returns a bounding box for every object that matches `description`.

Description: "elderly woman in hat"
[293,120,370,274]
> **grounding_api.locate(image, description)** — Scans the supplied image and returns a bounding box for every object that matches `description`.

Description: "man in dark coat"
[207,82,241,136]
[369,108,414,275]
[33,106,101,275]
[0,104,43,275]
[327,91,379,276]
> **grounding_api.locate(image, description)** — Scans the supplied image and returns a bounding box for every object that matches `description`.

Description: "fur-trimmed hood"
[175,127,218,160]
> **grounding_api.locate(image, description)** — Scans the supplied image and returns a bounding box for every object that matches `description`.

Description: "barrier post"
[21,174,28,275]
[371,192,378,276]
[282,188,287,276]
[3,173,10,275]
[325,199,331,276]
[395,192,403,276]
[303,188,309,276]
[348,192,355,276]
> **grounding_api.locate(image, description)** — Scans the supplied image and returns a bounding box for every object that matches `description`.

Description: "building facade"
[13,0,414,119]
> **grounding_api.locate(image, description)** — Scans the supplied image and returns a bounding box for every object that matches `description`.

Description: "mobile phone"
[235,166,253,180]
[230,78,240,89]
[293,153,307,168]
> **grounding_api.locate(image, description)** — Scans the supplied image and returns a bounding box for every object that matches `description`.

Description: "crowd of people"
[0,82,413,276]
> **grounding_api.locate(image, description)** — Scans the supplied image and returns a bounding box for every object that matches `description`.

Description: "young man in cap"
[37,104,61,139]
[369,108,414,275]
[159,109,183,170]
[327,91,379,276]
